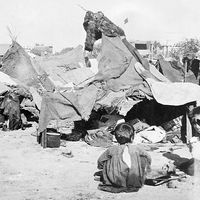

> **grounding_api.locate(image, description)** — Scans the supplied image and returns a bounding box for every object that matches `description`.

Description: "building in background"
[31,44,53,57]
[129,40,153,59]
[129,40,172,60]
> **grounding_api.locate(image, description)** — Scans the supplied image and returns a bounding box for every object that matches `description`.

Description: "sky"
[0,0,200,52]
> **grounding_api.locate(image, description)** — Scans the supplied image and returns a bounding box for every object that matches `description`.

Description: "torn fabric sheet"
[38,84,99,133]
[95,35,132,81]
[147,79,200,106]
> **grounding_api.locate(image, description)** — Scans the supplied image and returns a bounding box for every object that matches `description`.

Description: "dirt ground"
[0,125,199,200]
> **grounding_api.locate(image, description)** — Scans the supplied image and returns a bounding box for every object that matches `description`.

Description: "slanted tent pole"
[183,59,194,143]
[77,4,88,12]
[184,61,193,143]
[184,60,187,82]
[56,73,69,84]
[186,113,193,143]
[199,61,200,85]
[182,60,192,143]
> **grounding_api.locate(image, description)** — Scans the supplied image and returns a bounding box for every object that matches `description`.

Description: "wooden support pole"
[184,60,187,82]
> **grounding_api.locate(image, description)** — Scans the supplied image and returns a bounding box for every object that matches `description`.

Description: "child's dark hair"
[114,122,134,145]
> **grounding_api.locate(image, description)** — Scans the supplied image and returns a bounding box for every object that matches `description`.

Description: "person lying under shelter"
[95,122,151,193]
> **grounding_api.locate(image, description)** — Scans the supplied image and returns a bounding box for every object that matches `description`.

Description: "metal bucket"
[46,132,61,148]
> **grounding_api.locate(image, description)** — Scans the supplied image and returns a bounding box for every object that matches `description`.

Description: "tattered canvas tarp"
[95,35,133,81]
[149,64,170,82]
[53,67,95,86]
[95,35,149,92]
[38,84,99,133]
[96,91,127,107]
[36,45,90,86]
[36,45,85,71]
[156,58,184,82]
[147,79,200,106]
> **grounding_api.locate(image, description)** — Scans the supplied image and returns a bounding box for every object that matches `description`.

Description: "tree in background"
[169,38,200,60]
[152,41,163,56]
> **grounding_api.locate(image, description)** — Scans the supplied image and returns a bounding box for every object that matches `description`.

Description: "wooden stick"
[77,4,88,12]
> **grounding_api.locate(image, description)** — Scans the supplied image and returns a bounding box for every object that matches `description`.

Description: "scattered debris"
[61,150,73,158]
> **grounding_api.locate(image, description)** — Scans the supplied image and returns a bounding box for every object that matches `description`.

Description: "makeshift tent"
[1,40,55,92]
[0,40,54,126]
[37,34,196,131]
[37,11,200,145]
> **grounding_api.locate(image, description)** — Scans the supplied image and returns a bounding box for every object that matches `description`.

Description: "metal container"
[46,132,61,148]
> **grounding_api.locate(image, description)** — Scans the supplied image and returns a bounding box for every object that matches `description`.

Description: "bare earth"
[0,126,199,200]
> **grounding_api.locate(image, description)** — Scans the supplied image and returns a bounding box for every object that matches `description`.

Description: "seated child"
[96,122,151,193]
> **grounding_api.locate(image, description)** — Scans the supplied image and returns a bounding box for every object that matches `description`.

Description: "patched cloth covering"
[38,84,99,133]
[83,11,125,51]
[93,35,148,92]
[97,144,151,189]
[83,10,149,69]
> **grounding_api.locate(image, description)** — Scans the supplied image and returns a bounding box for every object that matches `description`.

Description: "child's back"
[98,143,150,189]
[97,123,151,192]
